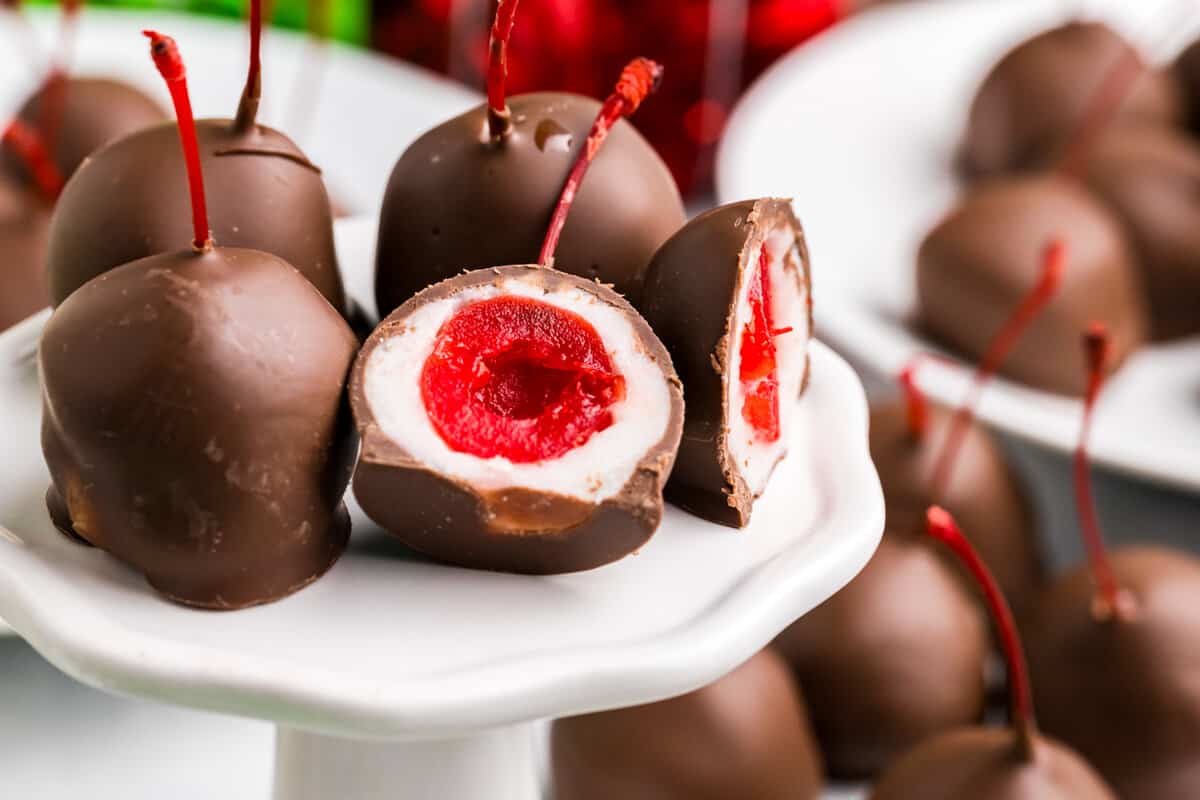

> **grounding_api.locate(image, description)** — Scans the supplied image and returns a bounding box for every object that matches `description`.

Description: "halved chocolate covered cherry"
[638,198,811,528]
[350,265,683,574]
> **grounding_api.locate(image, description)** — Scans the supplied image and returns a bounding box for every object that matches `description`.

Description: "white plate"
[0,216,884,737]
[717,0,1200,493]
[2,7,481,214]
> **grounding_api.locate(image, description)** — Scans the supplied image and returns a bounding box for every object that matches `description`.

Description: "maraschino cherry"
[45,0,347,315]
[775,241,1065,777]
[40,31,357,609]
[1024,324,1200,798]
[870,507,1116,800]
[373,0,685,314]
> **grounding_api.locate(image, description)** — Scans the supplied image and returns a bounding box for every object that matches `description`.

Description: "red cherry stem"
[234,0,263,131]
[926,506,1037,758]
[1074,323,1133,620]
[538,58,663,268]
[486,0,520,140]
[144,30,210,251]
[927,239,1065,499]
[1,117,63,202]
[898,362,929,439]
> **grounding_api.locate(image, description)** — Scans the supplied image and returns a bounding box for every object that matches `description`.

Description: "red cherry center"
[738,247,788,442]
[420,296,626,463]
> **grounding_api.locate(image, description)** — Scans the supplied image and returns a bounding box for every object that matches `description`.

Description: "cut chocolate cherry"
[350,266,684,574]
[638,198,811,527]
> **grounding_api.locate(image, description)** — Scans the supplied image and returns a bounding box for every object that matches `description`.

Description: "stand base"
[272,724,542,800]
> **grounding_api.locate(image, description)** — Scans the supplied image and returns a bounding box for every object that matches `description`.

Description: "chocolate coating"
[870,728,1116,799]
[46,119,346,313]
[1172,38,1200,132]
[0,178,50,330]
[961,22,1181,178]
[870,401,1041,616]
[40,246,358,609]
[350,264,684,574]
[917,175,1148,396]
[552,649,823,800]
[1081,125,1200,341]
[639,199,811,527]
[1,76,166,186]
[374,92,685,312]
[773,534,988,778]
[1025,546,1200,798]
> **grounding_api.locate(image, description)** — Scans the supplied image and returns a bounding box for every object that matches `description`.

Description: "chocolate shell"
[0,178,51,330]
[773,534,988,778]
[638,198,812,527]
[1025,546,1200,798]
[961,21,1181,178]
[870,727,1116,799]
[870,401,1041,615]
[917,175,1148,396]
[551,649,823,800]
[350,264,684,574]
[0,76,166,187]
[374,91,685,313]
[46,119,346,313]
[1081,124,1200,341]
[1172,37,1200,132]
[40,246,358,609]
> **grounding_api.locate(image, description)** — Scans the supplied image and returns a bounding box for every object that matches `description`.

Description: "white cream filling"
[364,278,673,504]
[725,230,811,497]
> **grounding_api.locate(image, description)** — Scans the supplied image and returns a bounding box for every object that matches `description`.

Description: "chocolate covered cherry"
[1024,326,1200,798]
[373,0,684,313]
[45,0,346,314]
[351,58,684,574]
[41,32,357,609]
[870,508,1115,800]
[638,198,812,527]
[552,649,823,800]
[961,21,1180,178]
[1080,125,1200,341]
[1,76,165,187]
[917,175,1147,395]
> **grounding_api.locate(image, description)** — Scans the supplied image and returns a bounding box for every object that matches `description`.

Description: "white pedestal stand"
[0,311,882,800]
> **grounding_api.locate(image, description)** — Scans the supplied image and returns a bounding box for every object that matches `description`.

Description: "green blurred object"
[26,0,368,45]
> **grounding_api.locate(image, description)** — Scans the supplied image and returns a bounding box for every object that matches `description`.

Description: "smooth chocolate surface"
[639,198,811,528]
[773,534,988,779]
[1025,546,1200,798]
[374,92,685,313]
[46,119,346,313]
[917,175,1147,396]
[1172,38,1200,132]
[350,264,684,575]
[1,76,166,187]
[41,246,358,609]
[870,401,1041,616]
[1081,124,1200,341]
[0,178,51,330]
[870,727,1116,799]
[552,649,823,800]
[961,21,1181,178]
